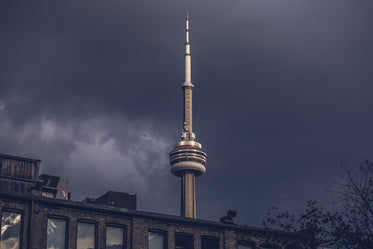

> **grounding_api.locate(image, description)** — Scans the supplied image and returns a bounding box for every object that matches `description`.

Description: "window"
[47,218,67,249]
[201,237,218,249]
[0,211,22,249]
[77,222,96,249]
[148,231,166,249]
[238,246,252,249]
[260,244,279,249]
[175,233,193,249]
[106,226,125,249]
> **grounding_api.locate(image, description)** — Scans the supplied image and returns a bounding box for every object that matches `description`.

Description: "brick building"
[0,153,316,249]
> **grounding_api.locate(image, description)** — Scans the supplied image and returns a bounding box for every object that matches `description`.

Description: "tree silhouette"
[263,161,373,249]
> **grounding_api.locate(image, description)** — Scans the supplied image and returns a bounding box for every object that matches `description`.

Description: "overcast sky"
[0,0,372,226]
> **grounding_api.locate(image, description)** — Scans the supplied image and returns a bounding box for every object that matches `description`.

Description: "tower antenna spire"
[169,13,207,219]
[182,11,194,139]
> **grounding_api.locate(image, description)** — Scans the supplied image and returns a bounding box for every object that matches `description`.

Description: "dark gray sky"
[0,0,372,226]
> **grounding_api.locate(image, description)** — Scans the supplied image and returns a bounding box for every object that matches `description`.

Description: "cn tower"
[169,13,207,219]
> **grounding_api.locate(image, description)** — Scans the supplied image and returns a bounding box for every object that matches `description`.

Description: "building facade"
[0,153,316,249]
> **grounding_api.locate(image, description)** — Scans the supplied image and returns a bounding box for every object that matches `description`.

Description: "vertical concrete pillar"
[183,87,193,134]
[181,173,196,218]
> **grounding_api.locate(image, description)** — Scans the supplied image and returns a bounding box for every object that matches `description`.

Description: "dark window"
[148,231,166,249]
[77,222,96,249]
[260,244,279,249]
[0,211,22,249]
[106,226,124,249]
[47,218,67,249]
[201,237,218,249]
[238,246,252,249]
[260,243,279,249]
[175,233,193,249]
[238,244,251,249]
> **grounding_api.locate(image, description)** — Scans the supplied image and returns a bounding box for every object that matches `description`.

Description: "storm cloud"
[0,0,372,226]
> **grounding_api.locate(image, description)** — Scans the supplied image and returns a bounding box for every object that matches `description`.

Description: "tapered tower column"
[169,13,207,219]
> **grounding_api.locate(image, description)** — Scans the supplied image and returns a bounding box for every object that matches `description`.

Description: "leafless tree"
[263,161,373,249]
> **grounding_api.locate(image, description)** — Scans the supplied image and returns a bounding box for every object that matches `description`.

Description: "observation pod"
[169,141,207,177]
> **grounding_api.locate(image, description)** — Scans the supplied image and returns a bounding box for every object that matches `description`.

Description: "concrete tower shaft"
[183,87,193,139]
[169,13,207,219]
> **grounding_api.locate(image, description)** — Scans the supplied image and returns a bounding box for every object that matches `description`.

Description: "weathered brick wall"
[224,230,236,249]
[132,217,148,249]
[0,195,315,249]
